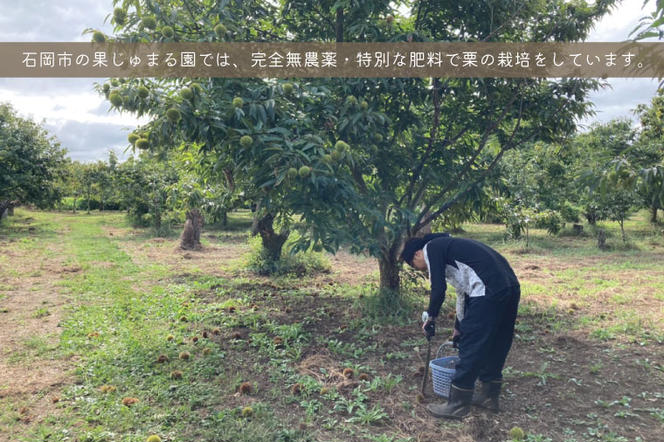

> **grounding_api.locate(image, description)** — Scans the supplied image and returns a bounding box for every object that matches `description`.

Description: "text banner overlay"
[1,42,662,78]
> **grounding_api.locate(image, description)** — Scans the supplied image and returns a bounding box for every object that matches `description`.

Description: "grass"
[1,208,663,442]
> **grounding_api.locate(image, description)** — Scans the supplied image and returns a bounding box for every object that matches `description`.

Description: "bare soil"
[2,217,662,441]
[0,217,76,440]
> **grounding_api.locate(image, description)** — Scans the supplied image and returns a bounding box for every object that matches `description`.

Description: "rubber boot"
[427,385,473,419]
[471,379,502,412]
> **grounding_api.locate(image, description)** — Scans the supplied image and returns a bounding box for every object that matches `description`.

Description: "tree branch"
[414,91,580,232]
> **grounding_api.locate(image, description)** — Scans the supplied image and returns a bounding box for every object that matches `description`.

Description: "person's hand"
[452,327,461,347]
[422,319,435,340]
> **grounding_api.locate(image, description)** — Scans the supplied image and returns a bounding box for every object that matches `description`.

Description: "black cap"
[400,233,451,265]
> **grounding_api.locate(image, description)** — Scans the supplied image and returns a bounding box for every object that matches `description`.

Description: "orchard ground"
[0,209,663,442]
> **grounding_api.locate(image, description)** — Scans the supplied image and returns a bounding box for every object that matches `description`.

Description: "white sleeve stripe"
[423,243,432,287]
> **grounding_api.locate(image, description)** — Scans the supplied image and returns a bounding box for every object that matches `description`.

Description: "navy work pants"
[451,286,521,390]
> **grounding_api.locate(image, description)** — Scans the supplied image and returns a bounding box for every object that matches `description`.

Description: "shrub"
[534,210,563,235]
[353,282,419,325]
[245,234,330,277]
[559,202,581,223]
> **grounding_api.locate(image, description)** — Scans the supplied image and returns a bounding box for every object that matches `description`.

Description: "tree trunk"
[619,218,626,244]
[7,206,14,216]
[0,200,9,221]
[180,209,203,250]
[152,194,162,233]
[650,206,658,224]
[154,209,162,232]
[378,253,401,293]
[597,229,607,250]
[335,7,344,42]
[256,213,288,262]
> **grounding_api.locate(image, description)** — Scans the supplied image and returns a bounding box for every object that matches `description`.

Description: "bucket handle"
[436,341,458,359]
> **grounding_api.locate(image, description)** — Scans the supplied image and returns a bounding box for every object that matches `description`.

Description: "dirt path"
[0,213,77,440]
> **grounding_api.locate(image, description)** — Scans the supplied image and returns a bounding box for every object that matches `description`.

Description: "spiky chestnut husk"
[113,8,127,25]
[287,167,298,179]
[241,406,253,417]
[214,24,227,38]
[360,100,368,110]
[190,83,203,94]
[137,86,149,98]
[170,370,183,379]
[283,82,294,94]
[238,382,252,394]
[166,107,181,123]
[232,97,243,108]
[142,16,157,30]
[240,135,253,148]
[92,31,105,43]
[99,385,117,393]
[342,368,354,378]
[102,83,110,93]
[166,334,174,341]
[122,397,139,406]
[202,348,212,355]
[156,354,169,363]
[109,92,123,107]
[161,26,174,38]
[509,427,525,441]
[179,351,190,360]
[180,87,193,100]
[291,383,303,395]
[135,138,150,150]
[358,373,370,381]
[146,436,162,442]
[334,140,349,152]
[298,166,311,178]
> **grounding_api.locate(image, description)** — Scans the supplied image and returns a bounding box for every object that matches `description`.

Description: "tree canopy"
[0,103,67,216]
[95,0,619,293]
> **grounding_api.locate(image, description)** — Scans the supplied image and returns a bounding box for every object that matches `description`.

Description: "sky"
[0,0,660,162]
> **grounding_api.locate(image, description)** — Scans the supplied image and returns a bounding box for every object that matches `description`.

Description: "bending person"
[401,233,521,419]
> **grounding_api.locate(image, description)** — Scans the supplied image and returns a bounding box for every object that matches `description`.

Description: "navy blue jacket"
[423,236,519,318]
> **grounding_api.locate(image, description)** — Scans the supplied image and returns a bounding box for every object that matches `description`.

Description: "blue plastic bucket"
[429,356,459,398]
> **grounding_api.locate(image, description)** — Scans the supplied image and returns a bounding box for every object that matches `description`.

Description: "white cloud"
[587,0,656,42]
[581,0,661,127]
[0,85,146,126]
